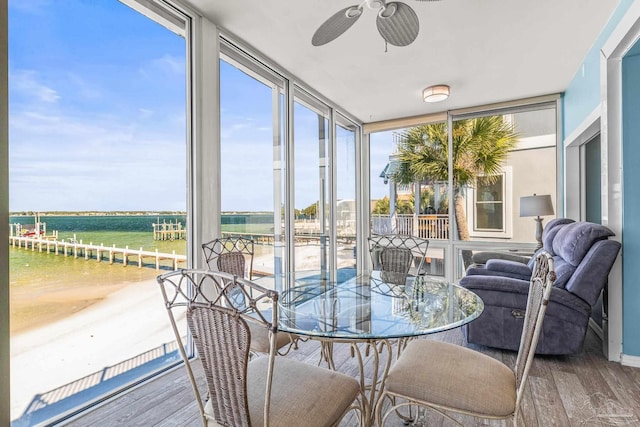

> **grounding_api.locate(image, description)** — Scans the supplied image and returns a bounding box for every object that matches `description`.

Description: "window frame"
[466,168,513,238]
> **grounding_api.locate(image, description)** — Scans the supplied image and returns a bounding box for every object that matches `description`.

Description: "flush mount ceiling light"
[422,84,450,102]
[312,0,443,48]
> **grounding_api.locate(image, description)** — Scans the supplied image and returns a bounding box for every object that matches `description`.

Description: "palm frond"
[392,116,518,188]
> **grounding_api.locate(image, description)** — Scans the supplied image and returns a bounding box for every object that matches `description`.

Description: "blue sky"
[9,0,187,212]
[8,0,391,213]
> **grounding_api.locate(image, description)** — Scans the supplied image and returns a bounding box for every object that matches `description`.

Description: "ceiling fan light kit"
[423,85,450,102]
[312,0,440,47]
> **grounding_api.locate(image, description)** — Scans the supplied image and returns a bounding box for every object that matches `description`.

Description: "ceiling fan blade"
[312,6,363,46]
[376,2,420,47]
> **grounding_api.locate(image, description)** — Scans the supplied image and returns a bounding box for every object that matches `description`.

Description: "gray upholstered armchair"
[459,219,621,355]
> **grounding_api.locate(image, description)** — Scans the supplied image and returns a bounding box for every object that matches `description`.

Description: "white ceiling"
[186,0,619,124]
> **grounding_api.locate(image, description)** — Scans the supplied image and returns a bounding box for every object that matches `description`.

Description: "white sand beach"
[10,277,172,419]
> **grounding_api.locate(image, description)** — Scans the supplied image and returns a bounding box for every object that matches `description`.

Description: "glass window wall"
[219,47,362,288]
[368,102,558,280]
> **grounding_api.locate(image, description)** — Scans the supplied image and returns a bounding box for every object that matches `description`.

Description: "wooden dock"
[152,221,186,241]
[221,231,276,245]
[9,236,187,270]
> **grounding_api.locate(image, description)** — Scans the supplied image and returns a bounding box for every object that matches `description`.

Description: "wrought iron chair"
[202,237,299,355]
[202,236,255,279]
[368,235,430,285]
[375,251,556,426]
[157,269,361,427]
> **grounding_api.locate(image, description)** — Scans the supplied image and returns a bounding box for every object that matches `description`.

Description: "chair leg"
[375,393,418,427]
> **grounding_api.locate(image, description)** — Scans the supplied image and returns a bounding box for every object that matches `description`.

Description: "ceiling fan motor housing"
[367,0,386,9]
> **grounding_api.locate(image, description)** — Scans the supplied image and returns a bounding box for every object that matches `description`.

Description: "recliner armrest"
[484,259,532,281]
[459,274,592,317]
[471,251,531,265]
[459,274,530,295]
[465,267,527,279]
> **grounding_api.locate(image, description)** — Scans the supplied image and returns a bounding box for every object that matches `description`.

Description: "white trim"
[191,13,219,269]
[564,105,601,148]
[620,354,640,368]
[602,1,640,58]
[118,0,186,36]
[446,113,455,280]
[363,112,447,134]
[329,109,337,278]
[450,94,560,118]
[361,132,371,272]
[599,2,640,361]
[467,168,513,239]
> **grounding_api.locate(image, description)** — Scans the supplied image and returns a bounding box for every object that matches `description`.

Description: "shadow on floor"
[12,341,181,427]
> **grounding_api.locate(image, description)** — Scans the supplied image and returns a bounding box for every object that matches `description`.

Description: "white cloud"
[9,107,186,211]
[11,70,60,103]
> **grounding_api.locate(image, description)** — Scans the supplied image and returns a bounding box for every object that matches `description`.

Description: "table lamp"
[520,194,554,249]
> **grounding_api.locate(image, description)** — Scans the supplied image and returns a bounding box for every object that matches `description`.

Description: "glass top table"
[255,271,484,427]
[272,272,483,339]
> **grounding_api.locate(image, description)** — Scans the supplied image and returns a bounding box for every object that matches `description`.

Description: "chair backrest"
[379,247,413,285]
[157,269,278,427]
[514,251,555,408]
[202,237,255,279]
[188,303,253,426]
[368,234,429,277]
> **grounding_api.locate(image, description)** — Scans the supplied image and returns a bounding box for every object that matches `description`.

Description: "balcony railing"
[371,214,449,240]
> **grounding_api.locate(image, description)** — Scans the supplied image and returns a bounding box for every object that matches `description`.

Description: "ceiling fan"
[312,0,440,48]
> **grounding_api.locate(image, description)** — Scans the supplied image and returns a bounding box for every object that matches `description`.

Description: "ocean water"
[9,213,275,288]
[9,214,189,289]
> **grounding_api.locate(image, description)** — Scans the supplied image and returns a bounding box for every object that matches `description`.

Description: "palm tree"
[393,116,519,242]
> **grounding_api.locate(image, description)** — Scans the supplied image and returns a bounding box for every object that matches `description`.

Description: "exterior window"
[9,1,190,424]
[475,175,504,231]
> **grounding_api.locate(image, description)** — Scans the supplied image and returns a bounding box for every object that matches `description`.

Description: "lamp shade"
[520,194,554,217]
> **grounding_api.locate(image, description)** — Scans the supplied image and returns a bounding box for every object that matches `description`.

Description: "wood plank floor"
[63,327,640,426]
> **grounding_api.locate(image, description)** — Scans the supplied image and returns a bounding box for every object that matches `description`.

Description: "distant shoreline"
[9,211,275,216]
[10,211,187,216]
